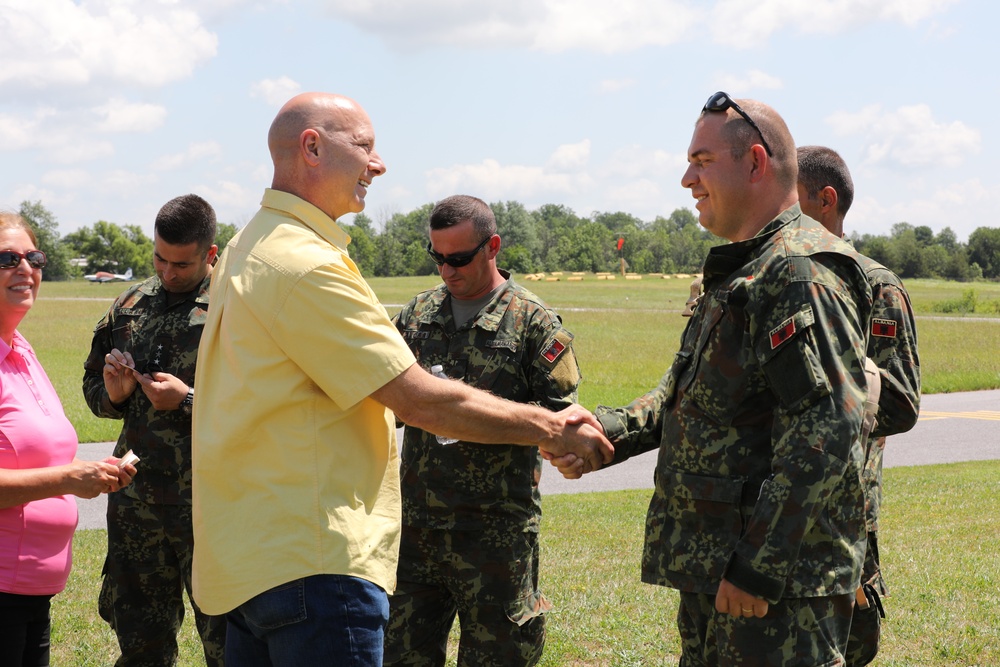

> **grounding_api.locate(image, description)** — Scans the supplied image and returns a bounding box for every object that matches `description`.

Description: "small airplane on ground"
[84,268,133,283]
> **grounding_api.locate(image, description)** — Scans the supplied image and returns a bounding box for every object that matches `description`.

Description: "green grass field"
[20,275,1000,665]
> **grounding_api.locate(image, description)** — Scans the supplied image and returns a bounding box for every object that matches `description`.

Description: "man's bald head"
[266,92,385,220]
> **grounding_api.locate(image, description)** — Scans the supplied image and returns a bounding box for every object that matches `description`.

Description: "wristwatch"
[180,387,194,415]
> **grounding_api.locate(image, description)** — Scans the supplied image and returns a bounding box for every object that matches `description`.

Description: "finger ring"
[741,607,753,614]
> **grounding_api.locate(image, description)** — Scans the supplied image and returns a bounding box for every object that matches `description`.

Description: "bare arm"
[0,458,135,508]
[371,364,613,470]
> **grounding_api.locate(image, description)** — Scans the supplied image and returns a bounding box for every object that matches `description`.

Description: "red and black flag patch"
[871,318,897,338]
[542,339,566,363]
[769,316,797,350]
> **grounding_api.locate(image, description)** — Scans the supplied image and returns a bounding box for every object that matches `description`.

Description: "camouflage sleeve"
[529,323,580,411]
[593,369,672,466]
[725,275,869,601]
[867,278,920,437]
[81,301,126,419]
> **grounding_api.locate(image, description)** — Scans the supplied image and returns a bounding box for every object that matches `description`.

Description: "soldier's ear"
[820,186,838,215]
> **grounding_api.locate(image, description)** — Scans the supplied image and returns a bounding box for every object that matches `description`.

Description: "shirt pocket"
[682,290,753,426]
[647,468,747,581]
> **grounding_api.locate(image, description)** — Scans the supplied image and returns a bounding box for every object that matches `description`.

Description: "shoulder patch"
[769,316,797,350]
[871,318,897,338]
[542,339,565,362]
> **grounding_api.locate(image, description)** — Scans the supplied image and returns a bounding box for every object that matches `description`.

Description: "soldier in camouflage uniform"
[385,195,580,667]
[551,94,875,665]
[82,195,225,667]
[798,146,921,666]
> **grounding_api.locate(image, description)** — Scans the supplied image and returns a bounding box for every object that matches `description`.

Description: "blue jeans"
[225,574,389,666]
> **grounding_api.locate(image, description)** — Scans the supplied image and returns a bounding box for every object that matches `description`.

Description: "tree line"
[15,199,1000,282]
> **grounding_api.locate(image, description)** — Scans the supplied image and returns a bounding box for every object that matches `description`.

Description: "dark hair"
[797,145,854,217]
[428,195,496,240]
[154,194,217,251]
[708,99,798,192]
[0,212,38,246]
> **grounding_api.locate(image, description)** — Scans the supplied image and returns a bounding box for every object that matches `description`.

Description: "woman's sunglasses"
[0,250,47,270]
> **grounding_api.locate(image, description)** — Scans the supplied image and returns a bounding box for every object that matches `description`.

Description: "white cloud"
[0,0,218,90]
[320,0,702,52]
[546,140,591,172]
[151,142,224,171]
[250,76,302,107]
[710,0,959,48]
[424,158,593,203]
[42,169,93,189]
[713,69,783,94]
[851,179,999,241]
[94,97,168,133]
[826,104,980,168]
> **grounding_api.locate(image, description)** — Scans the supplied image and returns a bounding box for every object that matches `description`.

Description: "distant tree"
[343,213,378,276]
[967,227,1000,279]
[935,227,960,253]
[18,200,74,281]
[63,221,153,279]
[215,222,240,252]
[491,201,540,270]
[913,225,934,246]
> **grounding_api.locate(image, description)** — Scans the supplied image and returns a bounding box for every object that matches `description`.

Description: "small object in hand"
[118,450,140,469]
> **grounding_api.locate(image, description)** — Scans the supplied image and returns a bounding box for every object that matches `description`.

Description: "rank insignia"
[871,318,897,338]
[769,317,797,350]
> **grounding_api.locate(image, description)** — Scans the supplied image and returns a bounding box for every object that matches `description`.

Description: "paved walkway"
[75,389,999,530]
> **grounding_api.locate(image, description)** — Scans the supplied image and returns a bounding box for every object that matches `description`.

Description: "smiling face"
[316,102,387,220]
[680,113,756,242]
[0,227,42,327]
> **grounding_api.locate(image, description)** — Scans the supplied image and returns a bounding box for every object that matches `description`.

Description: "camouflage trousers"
[845,532,887,667]
[676,590,854,666]
[384,526,550,667]
[100,493,226,667]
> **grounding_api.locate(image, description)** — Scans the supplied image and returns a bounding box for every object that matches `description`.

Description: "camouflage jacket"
[596,207,873,603]
[82,274,210,505]
[393,273,580,532]
[858,255,921,534]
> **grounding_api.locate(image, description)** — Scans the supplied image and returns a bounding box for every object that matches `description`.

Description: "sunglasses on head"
[0,250,47,270]
[702,91,773,157]
[426,236,492,268]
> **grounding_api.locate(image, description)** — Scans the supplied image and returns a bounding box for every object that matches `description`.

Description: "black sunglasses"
[426,236,492,268]
[702,91,773,157]
[0,249,47,270]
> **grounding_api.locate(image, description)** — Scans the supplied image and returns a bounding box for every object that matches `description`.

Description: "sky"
[0,0,996,242]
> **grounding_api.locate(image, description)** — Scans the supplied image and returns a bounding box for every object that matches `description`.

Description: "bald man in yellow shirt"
[192,92,613,666]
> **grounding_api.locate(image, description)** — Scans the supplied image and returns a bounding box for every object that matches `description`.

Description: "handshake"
[538,404,613,479]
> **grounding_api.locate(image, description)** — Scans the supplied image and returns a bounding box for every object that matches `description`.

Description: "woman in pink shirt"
[0,212,135,667]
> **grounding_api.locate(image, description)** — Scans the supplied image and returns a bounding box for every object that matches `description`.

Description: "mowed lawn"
[22,275,1000,665]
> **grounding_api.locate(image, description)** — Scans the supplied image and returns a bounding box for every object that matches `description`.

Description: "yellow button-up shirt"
[192,189,415,615]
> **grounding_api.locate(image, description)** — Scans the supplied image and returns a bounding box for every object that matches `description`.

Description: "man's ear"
[300,129,321,167]
[820,186,839,215]
[747,144,768,183]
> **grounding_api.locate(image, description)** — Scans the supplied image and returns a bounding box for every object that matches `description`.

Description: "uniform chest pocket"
[682,292,757,426]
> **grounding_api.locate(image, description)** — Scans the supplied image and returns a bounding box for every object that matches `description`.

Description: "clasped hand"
[538,404,613,474]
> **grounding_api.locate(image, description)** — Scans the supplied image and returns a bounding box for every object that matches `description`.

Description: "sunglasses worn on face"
[426,236,492,268]
[0,250,47,270]
[702,91,773,157]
